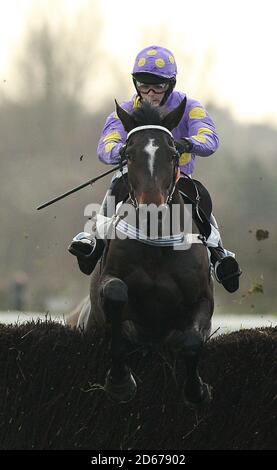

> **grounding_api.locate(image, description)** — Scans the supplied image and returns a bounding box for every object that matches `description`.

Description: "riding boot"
[209,214,242,293]
[68,230,105,275]
[68,189,112,275]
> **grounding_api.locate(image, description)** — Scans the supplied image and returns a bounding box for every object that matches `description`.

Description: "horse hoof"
[104,369,137,404]
[184,383,212,410]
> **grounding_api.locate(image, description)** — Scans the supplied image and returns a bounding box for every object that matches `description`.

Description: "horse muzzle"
[136,190,166,206]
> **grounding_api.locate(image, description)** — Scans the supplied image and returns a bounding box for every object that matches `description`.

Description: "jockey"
[69,45,241,293]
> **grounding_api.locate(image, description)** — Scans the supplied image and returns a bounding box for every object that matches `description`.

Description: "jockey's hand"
[175,138,193,154]
[119,144,127,160]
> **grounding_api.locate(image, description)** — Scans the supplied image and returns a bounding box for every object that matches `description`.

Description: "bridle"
[119,125,180,209]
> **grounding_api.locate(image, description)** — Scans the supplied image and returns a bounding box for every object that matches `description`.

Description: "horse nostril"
[138,191,165,206]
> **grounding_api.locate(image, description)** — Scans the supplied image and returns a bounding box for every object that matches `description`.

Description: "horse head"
[115,98,187,206]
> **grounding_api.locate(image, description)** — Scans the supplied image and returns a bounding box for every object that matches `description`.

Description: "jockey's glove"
[119,144,127,159]
[113,144,127,164]
[175,138,193,154]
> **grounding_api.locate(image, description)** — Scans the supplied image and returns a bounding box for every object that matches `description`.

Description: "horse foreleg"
[182,339,211,409]
[100,277,137,403]
[182,300,213,409]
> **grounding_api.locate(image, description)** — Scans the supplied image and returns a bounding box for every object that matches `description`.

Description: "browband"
[127,125,173,140]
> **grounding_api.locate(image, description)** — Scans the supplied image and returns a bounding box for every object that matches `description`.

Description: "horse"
[68,97,214,408]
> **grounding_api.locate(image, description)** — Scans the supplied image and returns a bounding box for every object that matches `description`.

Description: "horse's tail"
[66,295,90,329]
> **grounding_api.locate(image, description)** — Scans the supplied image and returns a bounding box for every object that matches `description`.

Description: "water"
[0,311,275,336]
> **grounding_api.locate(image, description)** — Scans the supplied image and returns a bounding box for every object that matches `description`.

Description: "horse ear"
[115,100,137,132]
[162,97,187,131]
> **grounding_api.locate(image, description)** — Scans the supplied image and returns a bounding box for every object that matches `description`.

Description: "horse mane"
[132,101,166,126]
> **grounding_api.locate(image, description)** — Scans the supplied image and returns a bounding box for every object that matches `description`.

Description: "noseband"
[120,125,180,208]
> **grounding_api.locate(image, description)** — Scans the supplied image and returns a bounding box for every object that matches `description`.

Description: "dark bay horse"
[68,98,214,407]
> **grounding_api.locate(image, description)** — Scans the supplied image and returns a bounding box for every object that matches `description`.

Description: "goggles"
[135,80,169,94]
